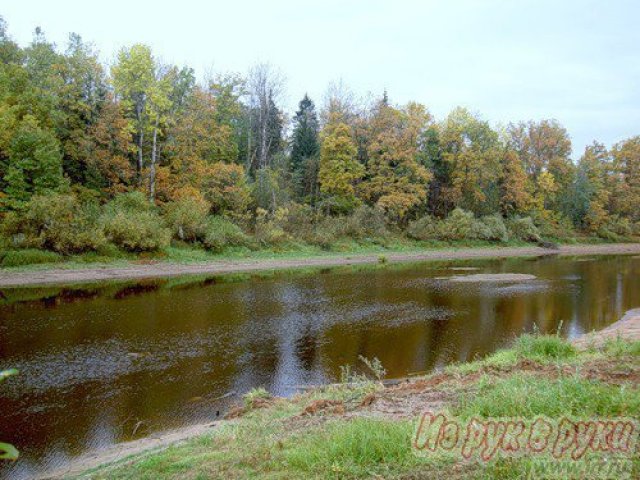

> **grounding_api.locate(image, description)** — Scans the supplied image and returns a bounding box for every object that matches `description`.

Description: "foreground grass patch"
[283,418,417,477]
[455,373,640,419]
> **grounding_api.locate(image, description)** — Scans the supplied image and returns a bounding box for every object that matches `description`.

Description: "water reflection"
[0,254,639,479]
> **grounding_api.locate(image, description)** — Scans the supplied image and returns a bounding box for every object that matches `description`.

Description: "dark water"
[1,254,639,478]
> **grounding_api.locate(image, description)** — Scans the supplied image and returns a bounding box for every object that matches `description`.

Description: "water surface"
[1,254,639,478]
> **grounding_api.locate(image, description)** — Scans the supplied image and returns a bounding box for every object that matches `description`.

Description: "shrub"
[598,215,633,240]
[163,197,210,242]
[506,216,541,243]
[477,214,509,242]
[253,208,291,246]
[101,192,170,252]
[442,208,476,240]
[343,205,388,239]
[1,193,105,254]
[202,216,251,252]
[279,202,315,239]
[1,249,63,267]
[406,215,440,241]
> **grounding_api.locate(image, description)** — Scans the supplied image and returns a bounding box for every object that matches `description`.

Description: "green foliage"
[202,216,251,252]
[506,216,541,242]
[253,207,291,246]
[2,116,67,208]
[0,368,19,460]
[101,192,170,252]
[478,214,509,242]
[343,205,388,240]
[1,193,105,254]
[163,197,209,242]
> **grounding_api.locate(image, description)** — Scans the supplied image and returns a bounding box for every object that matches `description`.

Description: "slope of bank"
[2,242,639,287]
[41,308,640,479]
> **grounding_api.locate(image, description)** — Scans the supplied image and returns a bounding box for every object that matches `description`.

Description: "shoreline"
[2,243,640,288]
[39,306,640,479]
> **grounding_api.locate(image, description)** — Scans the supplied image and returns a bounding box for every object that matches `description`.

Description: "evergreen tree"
[290,94,320,199]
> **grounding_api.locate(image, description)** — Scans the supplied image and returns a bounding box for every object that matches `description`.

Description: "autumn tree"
[610,136,640,222]
[318,117,363,213]
[499,149,533,216]
[439,107,501,215]
[111,44,155,183]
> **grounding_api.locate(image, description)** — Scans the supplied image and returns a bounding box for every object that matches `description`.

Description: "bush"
[1,193,105,254]
[598,215,633,240]
[163,197,210,242]
[253,208,291,246]
[1,249,63,267]
[506,216,541,243]
[202,216,252,252]
[343,205,388,239]
[101,192,170,252]
[307,216,341,249]
[442,208,477,240]
[406,215,440,241]
[477,214,509,242]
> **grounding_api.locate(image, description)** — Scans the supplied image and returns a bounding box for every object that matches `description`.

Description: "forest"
[1,19,639,266]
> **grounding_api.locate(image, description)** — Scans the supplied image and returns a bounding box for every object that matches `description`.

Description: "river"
[1,254,639,478]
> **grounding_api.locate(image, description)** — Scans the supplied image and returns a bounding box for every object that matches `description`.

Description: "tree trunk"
[136,102,144,184]
[149,120,158,202]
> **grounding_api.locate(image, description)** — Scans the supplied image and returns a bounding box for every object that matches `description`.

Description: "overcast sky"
[2,0,639,156]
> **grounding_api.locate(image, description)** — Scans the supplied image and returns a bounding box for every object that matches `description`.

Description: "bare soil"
[3,243,640,288]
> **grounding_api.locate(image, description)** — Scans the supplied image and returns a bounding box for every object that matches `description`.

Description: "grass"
[454,373,640,418]
[79,334,640,479]
[0,236,570,272]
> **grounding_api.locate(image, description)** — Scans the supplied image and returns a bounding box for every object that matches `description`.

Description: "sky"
[2,0,639,156]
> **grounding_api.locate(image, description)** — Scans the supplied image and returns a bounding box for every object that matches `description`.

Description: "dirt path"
[2,243,639,287]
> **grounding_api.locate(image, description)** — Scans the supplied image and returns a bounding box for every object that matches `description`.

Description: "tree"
[246,64,284,173]
[2,115,66,208]
[499,149,533,216]
[507,119,573,218]
[83,92,133,195]
[111,44,155,182]
[359,99,433,222]
[58,33,108,184]
[439,107,501,215]
[610,136,640,222]
[318,118,363,212]
[574,142,610,231]
[290,94,320,199]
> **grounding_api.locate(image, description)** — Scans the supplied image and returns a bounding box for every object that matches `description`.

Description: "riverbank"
[2,242,639,287]
[42,308,640,479]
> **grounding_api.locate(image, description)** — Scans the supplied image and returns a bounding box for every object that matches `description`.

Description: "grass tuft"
[455,372,640,419]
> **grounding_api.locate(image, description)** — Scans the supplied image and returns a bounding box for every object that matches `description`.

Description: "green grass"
[283,418,418,477]
[0,249,63,267]
[80,336,640,479]
[454,373,640,419]
[0,236,564,272]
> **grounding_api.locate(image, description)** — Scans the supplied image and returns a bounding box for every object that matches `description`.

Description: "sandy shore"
[2,243,640,288]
